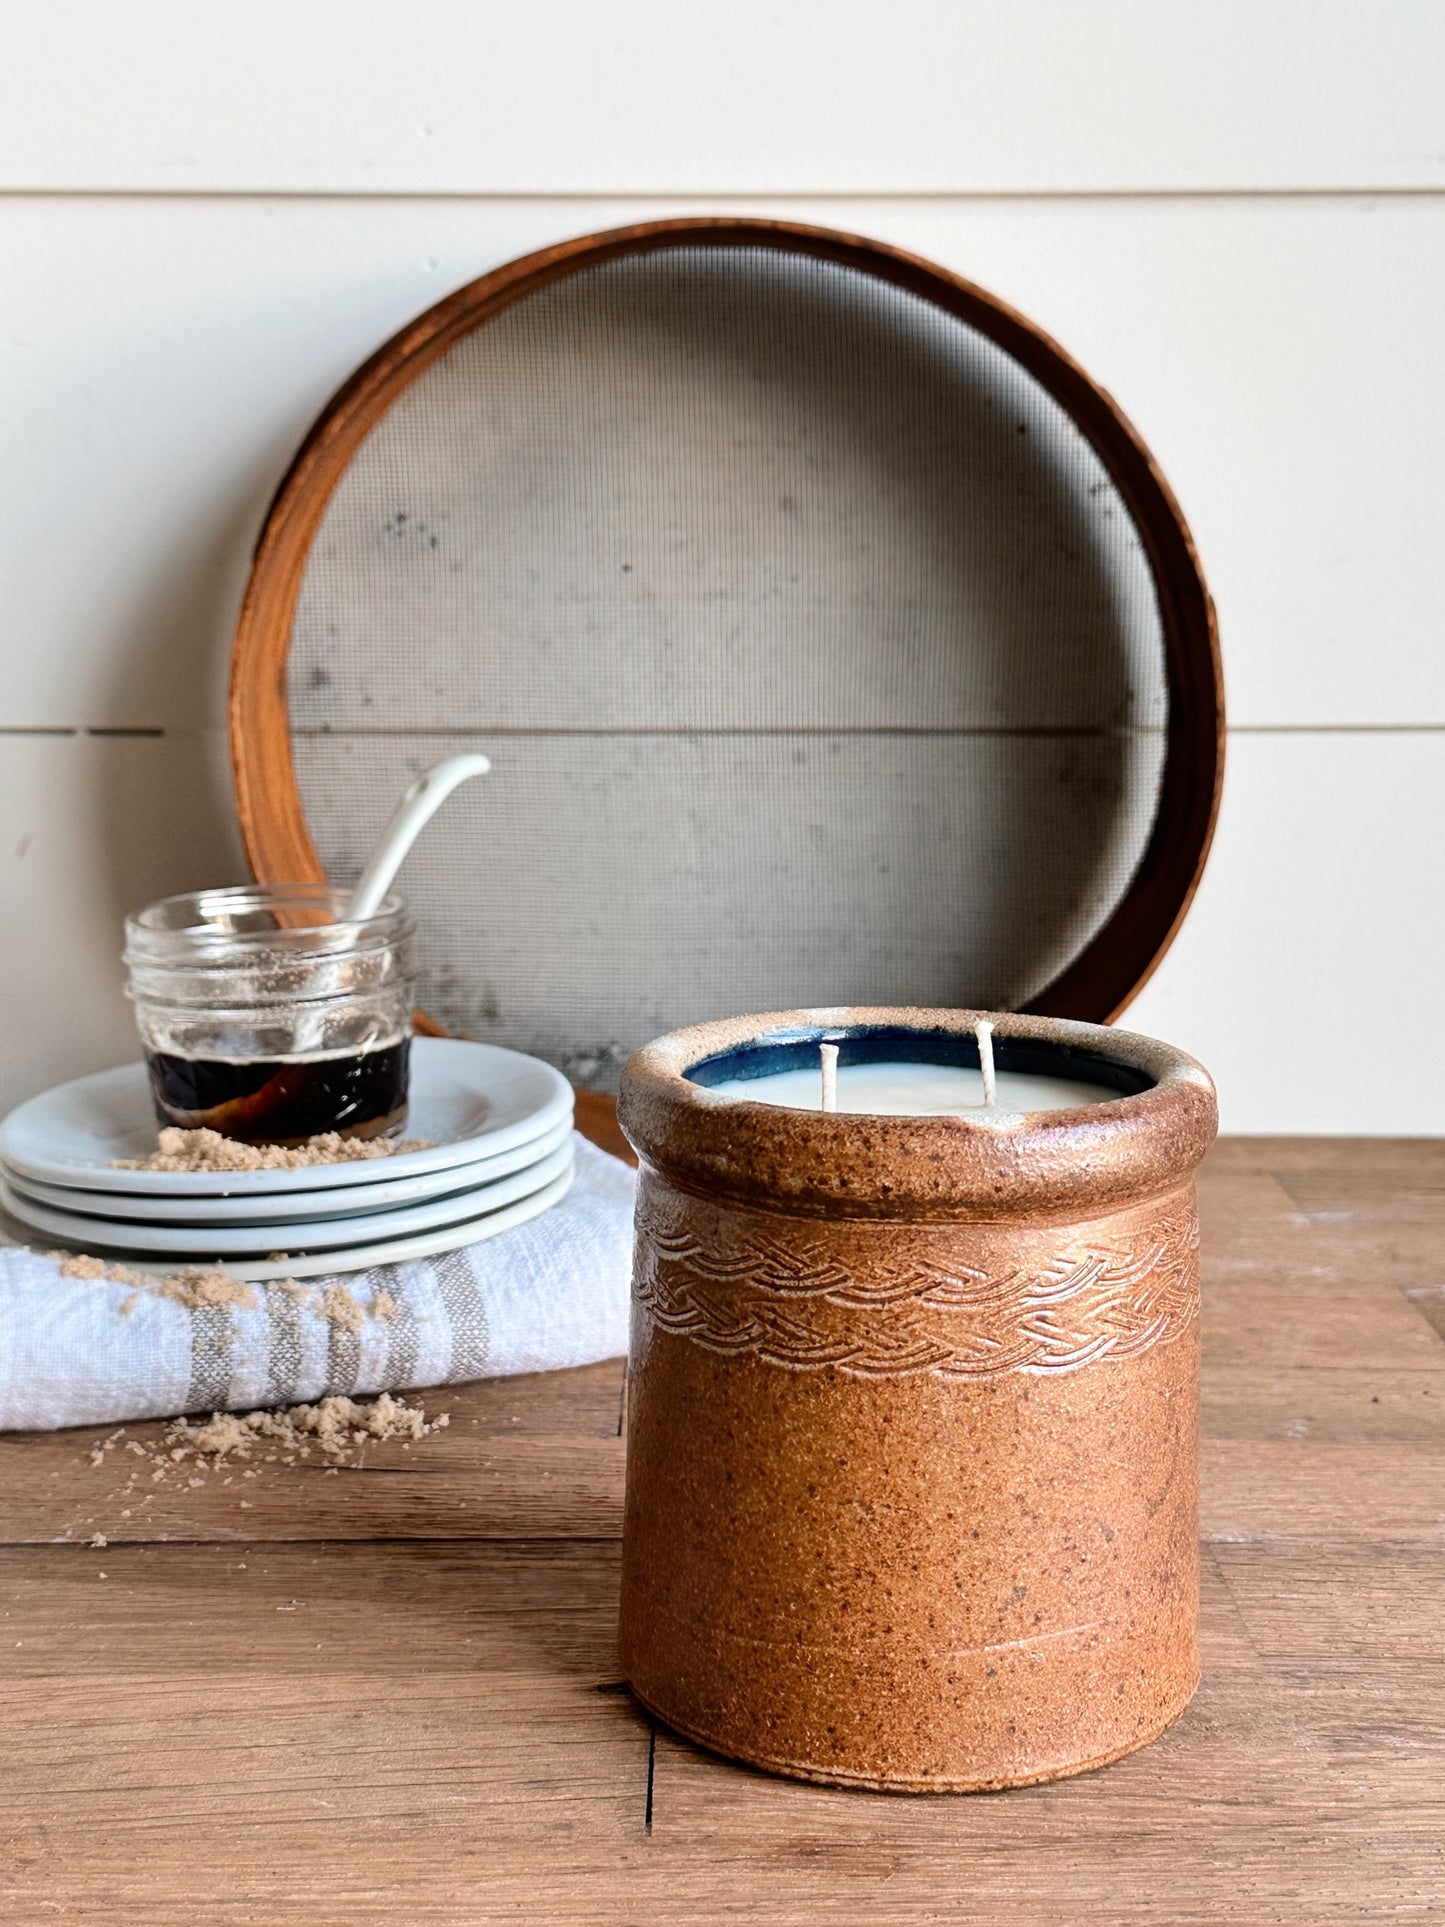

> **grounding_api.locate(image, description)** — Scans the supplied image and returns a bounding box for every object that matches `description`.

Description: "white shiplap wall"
[2,2,1442,1132]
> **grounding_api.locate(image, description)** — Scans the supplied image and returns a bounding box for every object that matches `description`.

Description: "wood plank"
[1207,1138,1445,1181]
[1203,1441,1445,1545]
[0,1540,628,1686]
[6,1822,1441,1926]
[1196,1160,1298,1223]
[1202,1367,1445,1443]
[1407,1288,1445,1347]
[646,1663,1445,1839]
[634,1542,1445,1922]
[0,1540,654,1925]
[1276,1170,1445,1222]
[1215,1541,1445,1666]
[1,3,1439,195]
[0,1364,627,1547]
[1202,1279,1445,1370]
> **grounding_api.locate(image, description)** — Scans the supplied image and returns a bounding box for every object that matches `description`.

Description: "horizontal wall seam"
[281,723,1445,740]
[0,726,167,738]
[2,723,1442,739]
[2,186,1445,206]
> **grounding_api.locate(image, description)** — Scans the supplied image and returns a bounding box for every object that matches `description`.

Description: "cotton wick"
[819,1043,839,1114]
[976,1021,997,1107]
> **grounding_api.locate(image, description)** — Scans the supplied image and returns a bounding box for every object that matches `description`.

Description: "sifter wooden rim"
[230,215,1224,1027]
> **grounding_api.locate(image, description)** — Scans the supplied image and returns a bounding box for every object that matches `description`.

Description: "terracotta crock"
[617,1007,1217,1792]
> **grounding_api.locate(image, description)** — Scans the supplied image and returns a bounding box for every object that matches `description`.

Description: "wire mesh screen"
[287,246,1168,1090]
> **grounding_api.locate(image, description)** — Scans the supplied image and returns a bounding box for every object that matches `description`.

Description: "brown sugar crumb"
[158,1269,262,1312]
[87,1427,128,1467]
[52,1251,259,1312]
[91,1393,447,1496]
[54,1252,150,1288]
[319,1284,366,1333]
[159,1393,448,1470]
[55,1254,393,1328]
[113,1127,431,1174]
[257,1278,396,1332]
[55,1252,109,1280]
[59,1256,260,1313]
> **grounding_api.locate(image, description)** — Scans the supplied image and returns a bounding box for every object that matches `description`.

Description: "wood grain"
[1,1135,1443,1922]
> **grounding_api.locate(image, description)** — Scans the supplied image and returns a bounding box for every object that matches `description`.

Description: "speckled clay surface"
[617,1007,1217,1792]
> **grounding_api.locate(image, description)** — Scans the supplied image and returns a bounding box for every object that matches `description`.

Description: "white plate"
[2,1114,575,1226]
[0,1140,575,1257]
[0,1038,572,1196]
[0,1163,576,1283]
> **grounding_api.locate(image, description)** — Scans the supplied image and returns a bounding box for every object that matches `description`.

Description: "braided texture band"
[633,1181,1199,1380]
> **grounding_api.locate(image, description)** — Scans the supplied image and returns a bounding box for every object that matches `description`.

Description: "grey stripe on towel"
[434,1248,491,1382]
[383,1275,423,1389]
[325,1276,368,1397]
[186,1303,234,1414]
[264,1283,306,1407]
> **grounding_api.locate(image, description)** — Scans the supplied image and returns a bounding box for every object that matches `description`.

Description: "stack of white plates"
[0,1038,575,1281]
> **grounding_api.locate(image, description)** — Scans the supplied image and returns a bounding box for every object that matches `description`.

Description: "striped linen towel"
[0,1133,636,1431]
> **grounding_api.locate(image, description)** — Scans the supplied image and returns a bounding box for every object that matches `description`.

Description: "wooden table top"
[2,1134,1443,1923]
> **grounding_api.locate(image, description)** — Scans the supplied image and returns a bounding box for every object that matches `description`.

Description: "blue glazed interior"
[686,1024,1154,1097]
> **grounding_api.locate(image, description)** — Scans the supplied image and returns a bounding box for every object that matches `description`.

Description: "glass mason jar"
[124,885,416,1144]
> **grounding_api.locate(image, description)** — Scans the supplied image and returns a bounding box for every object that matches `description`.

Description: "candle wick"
[976,1021,997,1107]
[819,1043,839,1114]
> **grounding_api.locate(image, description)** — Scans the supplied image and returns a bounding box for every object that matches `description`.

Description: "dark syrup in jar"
[144,1038,411,1145]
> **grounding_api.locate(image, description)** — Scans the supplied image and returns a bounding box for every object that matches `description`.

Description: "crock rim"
[619,1006,1217,1221]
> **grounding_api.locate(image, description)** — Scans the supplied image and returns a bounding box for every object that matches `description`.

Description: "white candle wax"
[703,1058,1116,1116]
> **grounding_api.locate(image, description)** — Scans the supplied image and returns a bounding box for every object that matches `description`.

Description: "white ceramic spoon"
[348,753,491,920]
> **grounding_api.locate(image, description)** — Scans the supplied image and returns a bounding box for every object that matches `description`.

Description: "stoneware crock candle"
[617,1007,1217,1792]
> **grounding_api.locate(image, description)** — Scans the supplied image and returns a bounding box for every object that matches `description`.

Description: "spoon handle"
[347,753,491,920]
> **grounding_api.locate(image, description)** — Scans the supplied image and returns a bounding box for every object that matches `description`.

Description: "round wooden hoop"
[231,216,1223,1026]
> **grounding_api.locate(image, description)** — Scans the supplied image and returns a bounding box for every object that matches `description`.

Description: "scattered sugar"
[319,1283,367,1333]
[53,1252,260,1312]
[52,1251,397,1330]
[113,1127,431,1174]
[88,1392,448,1504]
[161,1270,262,1312]
[87,1428,127,1468]
[55,1253,113,1281]
[159,1393,447,1470]
[286,1278,397,1331]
